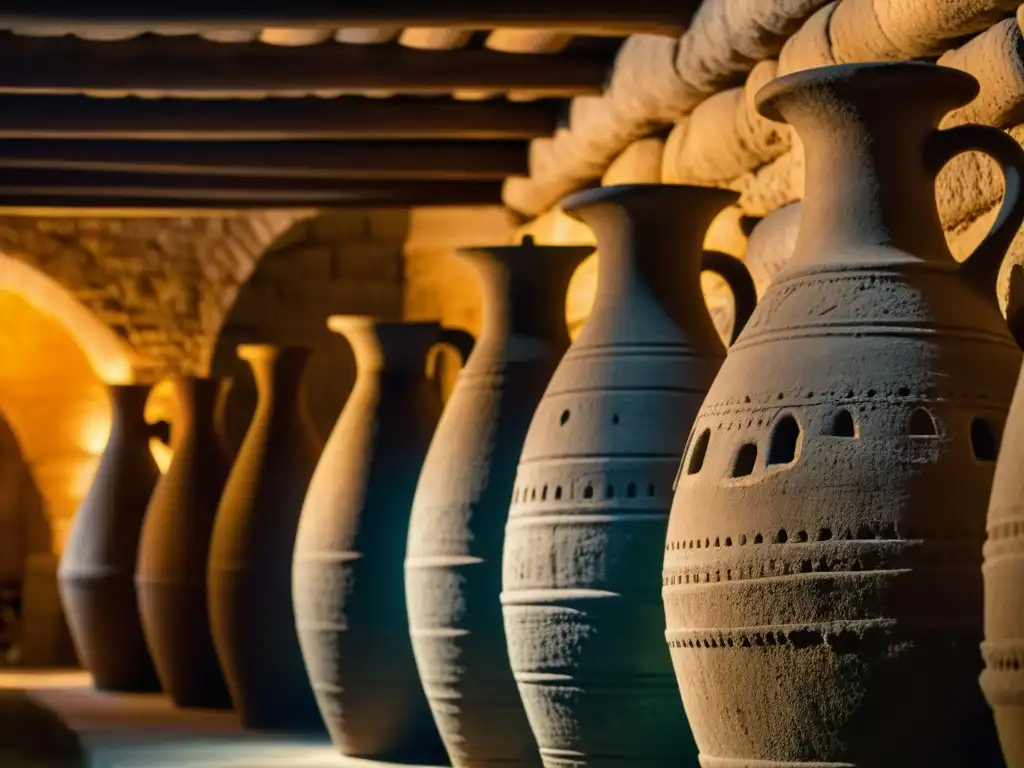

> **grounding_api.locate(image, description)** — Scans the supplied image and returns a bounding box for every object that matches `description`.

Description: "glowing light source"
[77,413,111,457]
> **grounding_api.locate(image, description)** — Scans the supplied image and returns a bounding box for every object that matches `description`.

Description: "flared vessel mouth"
[235,343,311,362]
[560,183,740,222]
[456,235,595,265]
[756,61,980,123]
[326,315,440,336]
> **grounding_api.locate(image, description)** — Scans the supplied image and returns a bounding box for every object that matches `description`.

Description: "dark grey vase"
[136,375,232,709]
[59,383,161,693]
[208,345,322,731]
[405,238,593,768]
[502,184,757,767]
[294,317,470,763]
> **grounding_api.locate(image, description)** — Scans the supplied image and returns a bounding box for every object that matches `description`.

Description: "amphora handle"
[425,326,476,390]
[700,250,758,345]
[925,124,1024,302]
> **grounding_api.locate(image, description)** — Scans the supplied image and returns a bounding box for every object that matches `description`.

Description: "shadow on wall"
[209,211,410,456]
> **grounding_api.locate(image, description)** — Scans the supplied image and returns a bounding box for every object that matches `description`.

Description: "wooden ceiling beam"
[0,2,691,35]
[0,174,504,208]
[0,139,528,179]
[0,95,561,140]
[0,33,610,95]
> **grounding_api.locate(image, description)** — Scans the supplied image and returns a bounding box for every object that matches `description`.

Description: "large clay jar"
[136,375,231,709]
[294,317,469,764]
[406,239,594,768]
[985,276,1024,753]
[666,62,1024,768]
[58,383,161,692]
[208,345,321,731]
[502,184,757,767]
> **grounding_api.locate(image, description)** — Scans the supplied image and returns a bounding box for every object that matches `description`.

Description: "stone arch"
[0,290,110,666]
[0,211,310,382]
[208,211,409,453]
[0,253,135,384]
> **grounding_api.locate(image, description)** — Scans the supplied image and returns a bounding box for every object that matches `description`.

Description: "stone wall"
[210,210,409,449]
[0,211,306,383]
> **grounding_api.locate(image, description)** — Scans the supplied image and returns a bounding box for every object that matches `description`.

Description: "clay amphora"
[985,282,1024,758]
[406,239,594,768]
[502,184,757,767]
[666,62,1024,768]
[208,345,321,731]
[58,383,161,692]
[136,375,231,709]
[294,317,470,763]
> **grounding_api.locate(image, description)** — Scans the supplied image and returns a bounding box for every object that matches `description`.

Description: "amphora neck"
[562,183,737,338]
[329,317,441,378]
[457,237,593,354]
[756,62,980,270]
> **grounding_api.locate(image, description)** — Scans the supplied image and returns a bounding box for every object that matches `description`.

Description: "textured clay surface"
[293,319,453,764]
[502,184,753,766]
[406,241,592,768]
[58,384,161,693]
[207,345,321,732]
[985,362,1024,767]
[136,376,231,709]
[665,62,1024,767]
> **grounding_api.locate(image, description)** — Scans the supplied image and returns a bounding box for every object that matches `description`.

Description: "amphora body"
[59,383,160,692]
[502,184,756,766]
[208,345,321,731]
[406,240,592,768]
[666,62,1024,767]
[294,318,467,763]
[136,376,231,709]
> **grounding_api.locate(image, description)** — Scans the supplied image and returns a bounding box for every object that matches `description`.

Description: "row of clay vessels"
[58,354,323,727]
[56,59,1024,768]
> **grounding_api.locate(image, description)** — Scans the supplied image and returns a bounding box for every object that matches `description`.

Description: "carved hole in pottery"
[908,408,938,437]
[560,410,570,426]
[725,537,732,546]
[627,482,637,498]
[754,533,764,544]
[647,483,656,497]
[606,485,615,498]
[767,414,801,465]
[612,414,620,425]
[971,418,998,461]
[731,443,758,477]
[739,534,747,545]
[687,429,711,475]
[531,488,537,501]
[583,484,594,499]
[542,485,548,500]
[776,529,789,543]
[828,409,857,438]
[555,486,562,500]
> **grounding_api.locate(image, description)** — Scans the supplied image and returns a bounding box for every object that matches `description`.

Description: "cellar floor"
[0,670,442,767]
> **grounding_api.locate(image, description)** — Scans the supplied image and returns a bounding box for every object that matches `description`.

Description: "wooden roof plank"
[0,95,560,140]
[0,2,691,35]
[0,32,611,95]
[0,139,529,179]
[0,175,504,207]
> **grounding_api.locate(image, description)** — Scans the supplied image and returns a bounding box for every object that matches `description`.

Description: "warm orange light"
[77,412,111,457]
[72,455,101,498]
[150,438,173,475]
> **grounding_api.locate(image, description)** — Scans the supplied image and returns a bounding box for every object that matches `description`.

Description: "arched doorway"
[0,255,135,667]
[209,211,409,454]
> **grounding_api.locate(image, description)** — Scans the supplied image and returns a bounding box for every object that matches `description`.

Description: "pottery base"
[700,759,854,768]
